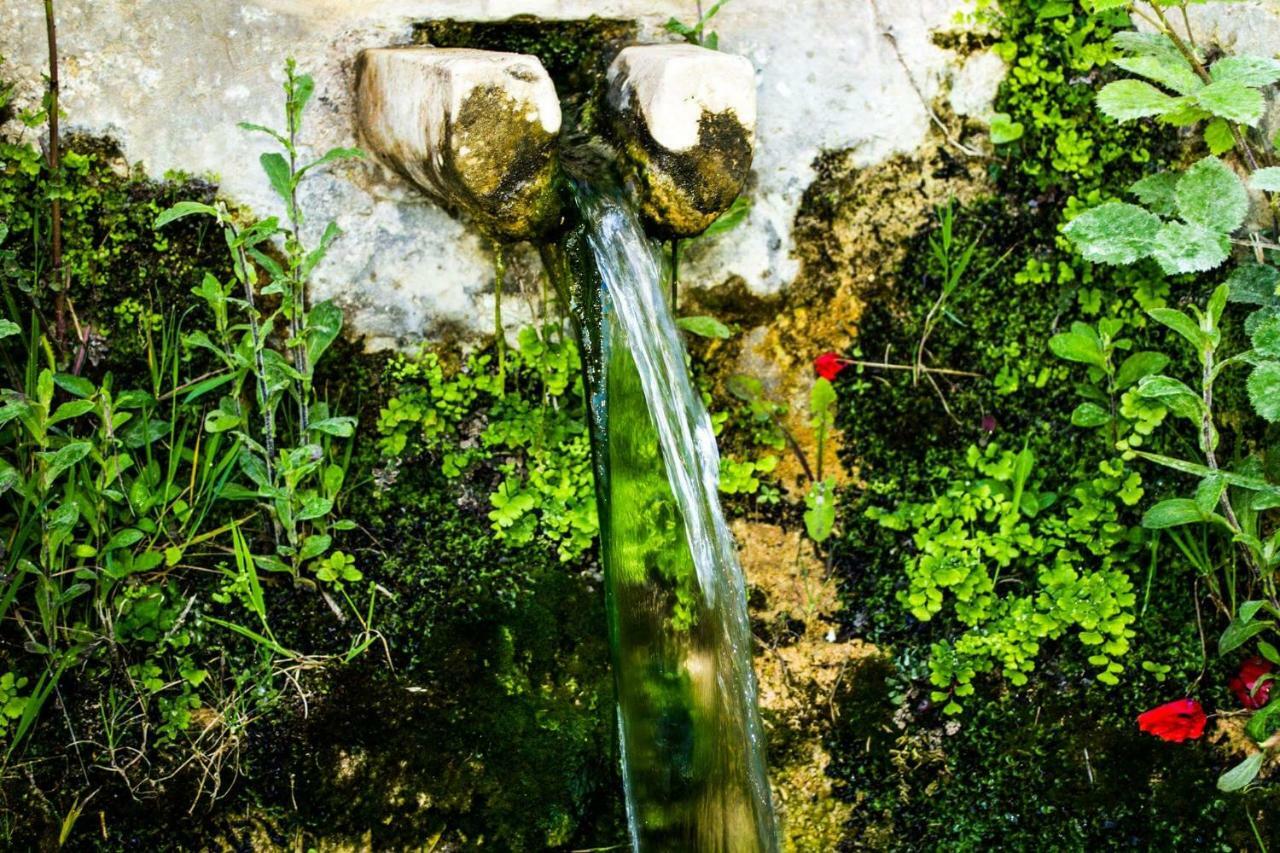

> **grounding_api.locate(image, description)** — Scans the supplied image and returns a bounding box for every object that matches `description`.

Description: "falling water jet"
[356,40,774,851]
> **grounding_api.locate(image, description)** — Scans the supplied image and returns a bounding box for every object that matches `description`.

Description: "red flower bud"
[1228,657,1274,710]
[1137,698,1206,743]
[814,351,846,381]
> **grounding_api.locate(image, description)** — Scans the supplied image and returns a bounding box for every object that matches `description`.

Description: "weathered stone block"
[356,46,563,241]
[607,43,757,238]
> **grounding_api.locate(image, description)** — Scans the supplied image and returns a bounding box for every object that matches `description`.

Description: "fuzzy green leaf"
[1176,156,1248,233]
[1070,402,1111,428]
[1251,314,1280,358]
[1196,79,1266,126]
[1097,79,1180,122]
[1250,167,1280,193]
[1247,362,1280,422]
[1062,202,1161,265]
[1129,173,1179,216]
[1150,221,1231,275]
[1113,54,1203,96]
[1210,55,1280,88]
[1226,264,1280,305]
[154,201,219,229]
[305,300,343,368]
[260,152,293,207]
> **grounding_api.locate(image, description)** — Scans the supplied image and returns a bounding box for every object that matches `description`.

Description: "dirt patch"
[736,518,874,850]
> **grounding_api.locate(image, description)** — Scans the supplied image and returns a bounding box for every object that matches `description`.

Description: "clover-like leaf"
[1176,156,1248,234]
[1062,202,1161,266]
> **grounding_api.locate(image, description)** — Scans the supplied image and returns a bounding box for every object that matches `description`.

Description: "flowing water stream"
[546,184,778,851]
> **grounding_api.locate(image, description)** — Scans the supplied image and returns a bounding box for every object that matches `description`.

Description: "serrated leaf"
[1097,79,1180,121]
[1251,314,1280,357]
[1129,172,1179,216]
[1247,361,1280,422]
[1150,221,1231,275]
[1062,202,1162,265]
[1210,55,1280,88]
[1111,31,1195,66]
[1217,752,1264,793]
[1176,156,1248,233]
[1197,79,1266,126]
[1250,167,1280,193]
[1204,118,1235,156]
[1113,54,1203,96]
[1226,264,1280,305]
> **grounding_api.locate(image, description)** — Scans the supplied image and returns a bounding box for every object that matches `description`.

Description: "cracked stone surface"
[1,0,995,348]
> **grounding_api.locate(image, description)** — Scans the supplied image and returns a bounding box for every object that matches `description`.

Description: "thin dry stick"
[43,0,66,348]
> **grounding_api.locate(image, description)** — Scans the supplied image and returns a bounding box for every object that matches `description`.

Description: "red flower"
[1137,698,1207,743]
[814,351,846,380]
[1229,657,1274,710]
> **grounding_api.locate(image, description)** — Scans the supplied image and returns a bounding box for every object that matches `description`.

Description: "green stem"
[493,244,507,385]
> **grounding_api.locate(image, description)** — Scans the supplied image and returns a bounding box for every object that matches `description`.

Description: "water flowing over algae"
[550,183,779,851]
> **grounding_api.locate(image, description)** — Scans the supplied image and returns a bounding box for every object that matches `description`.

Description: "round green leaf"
[1247,362,1280,422]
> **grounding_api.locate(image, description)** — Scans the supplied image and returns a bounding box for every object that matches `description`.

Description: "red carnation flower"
[814,351,846,381]
[1229,657,1274,710]
[1137,698,1207,743]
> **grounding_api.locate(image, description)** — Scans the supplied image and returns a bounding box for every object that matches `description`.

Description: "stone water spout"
[607,44,757,237]
[355,39,773,852]
[355,47,562,241]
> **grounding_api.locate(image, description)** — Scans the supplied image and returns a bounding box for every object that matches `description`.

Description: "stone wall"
[3,1,1001,348]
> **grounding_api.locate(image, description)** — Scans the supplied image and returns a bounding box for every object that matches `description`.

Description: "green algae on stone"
[450,84,562,241]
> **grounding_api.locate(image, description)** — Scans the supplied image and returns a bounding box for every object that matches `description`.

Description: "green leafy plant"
[869,443,1143,712]
[378,325,598,562]
[664,0,734,50]
[1058,5,1280,791]
[155,61,365,598]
